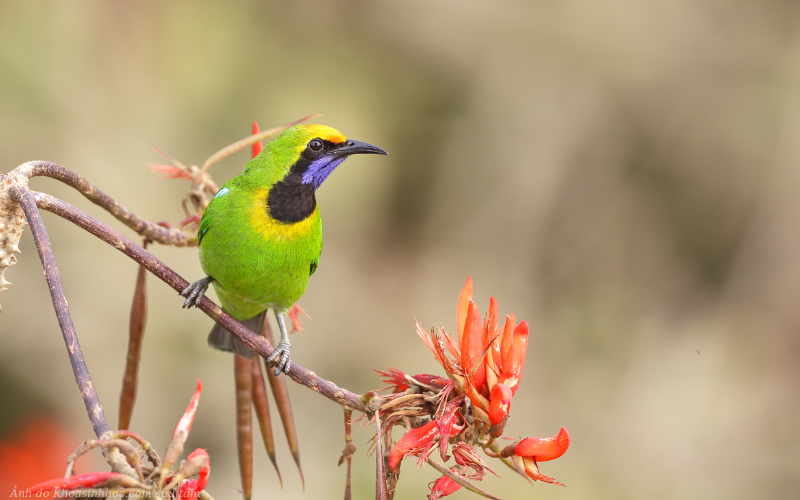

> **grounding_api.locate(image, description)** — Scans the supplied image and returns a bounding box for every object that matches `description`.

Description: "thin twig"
[375,405,388,500]
[8,185,109,438]
[201,113,321,172]
[31,190,370,413]
[14,161,196,246]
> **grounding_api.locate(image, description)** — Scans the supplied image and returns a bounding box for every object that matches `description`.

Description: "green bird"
[180,124,387,374]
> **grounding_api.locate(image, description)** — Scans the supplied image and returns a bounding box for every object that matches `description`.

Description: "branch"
[14,161,196,247]
[8,185,110,438]
[30,190,370,413]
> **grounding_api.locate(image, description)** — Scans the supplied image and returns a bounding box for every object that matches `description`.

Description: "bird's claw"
[266,340,292,376]
[180,277,212,309]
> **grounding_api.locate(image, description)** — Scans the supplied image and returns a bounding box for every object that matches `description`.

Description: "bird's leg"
[266,311,292,375]
[180,276,214,308]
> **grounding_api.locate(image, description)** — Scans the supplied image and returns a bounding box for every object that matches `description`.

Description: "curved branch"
[14,161,196,247]
[8,185,110,437]
[31,190,369,414]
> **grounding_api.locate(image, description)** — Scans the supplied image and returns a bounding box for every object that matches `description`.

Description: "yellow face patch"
[248,187,319,240]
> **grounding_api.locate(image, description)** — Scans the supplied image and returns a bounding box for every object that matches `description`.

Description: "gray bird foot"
[180,276,213,308]
[266,340,292,376]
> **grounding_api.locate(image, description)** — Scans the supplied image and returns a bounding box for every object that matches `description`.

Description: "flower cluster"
[417,277,531,433]
[381,278,570,498]
[24,380,211,499]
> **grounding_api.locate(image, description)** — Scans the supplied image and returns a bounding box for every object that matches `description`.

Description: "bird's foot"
[180,276,213,308]
[266,340,292,376]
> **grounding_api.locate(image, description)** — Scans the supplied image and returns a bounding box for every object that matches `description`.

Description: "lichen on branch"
[0,168,29,304]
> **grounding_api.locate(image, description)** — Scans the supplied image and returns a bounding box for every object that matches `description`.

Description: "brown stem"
[15,161,196,246]
[119,241,148,430]
[375,405,388,500]
[339,408,355,500]
[262,317,305,490]
[8,185,109,438]
[251,357,282,487]
[234,355,254,500]
[31,190,369,413]
[114,430,161,468]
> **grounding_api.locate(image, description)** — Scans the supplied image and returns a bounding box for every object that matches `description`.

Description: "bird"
[180,124,387,374]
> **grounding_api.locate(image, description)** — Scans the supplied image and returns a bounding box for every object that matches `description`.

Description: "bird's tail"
[207,311,266,359]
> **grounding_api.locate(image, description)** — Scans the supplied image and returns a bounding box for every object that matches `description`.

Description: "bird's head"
[266,124,387,189]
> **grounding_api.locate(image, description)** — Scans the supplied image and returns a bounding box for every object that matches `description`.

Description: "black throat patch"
[267,172,317,223]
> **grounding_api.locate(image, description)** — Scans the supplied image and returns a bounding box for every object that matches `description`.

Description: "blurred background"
[1,1,799,498]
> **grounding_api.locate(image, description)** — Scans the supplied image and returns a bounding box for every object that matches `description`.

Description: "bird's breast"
[248,187,321,242]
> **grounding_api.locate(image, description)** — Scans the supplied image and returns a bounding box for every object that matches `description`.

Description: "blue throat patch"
[301,156,346,189]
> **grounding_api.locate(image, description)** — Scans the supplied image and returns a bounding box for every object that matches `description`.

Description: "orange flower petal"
[461,301,486,393]
[456,277,473,346]
[499,313,516,367]
[483,297,499,374]
[499,321,528,395]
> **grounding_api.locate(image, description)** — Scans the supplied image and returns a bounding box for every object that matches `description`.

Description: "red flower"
[509,427,570,485]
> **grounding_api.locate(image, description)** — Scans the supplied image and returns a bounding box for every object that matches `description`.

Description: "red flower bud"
[488,382,513,425]
[428,472,462,499]
[186,448,210,490]
[515,427,570,462]
[251,122,263,158]
[173,379,202,441]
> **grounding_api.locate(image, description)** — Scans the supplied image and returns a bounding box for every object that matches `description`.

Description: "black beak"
[334,139,388,157]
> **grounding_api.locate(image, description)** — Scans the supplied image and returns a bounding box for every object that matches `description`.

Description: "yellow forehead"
[301,124,347,144]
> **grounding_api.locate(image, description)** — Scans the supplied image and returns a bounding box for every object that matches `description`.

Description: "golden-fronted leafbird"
[180,124,387,374]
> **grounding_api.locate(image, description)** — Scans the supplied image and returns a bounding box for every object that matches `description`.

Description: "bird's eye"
[308,139,324,152]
